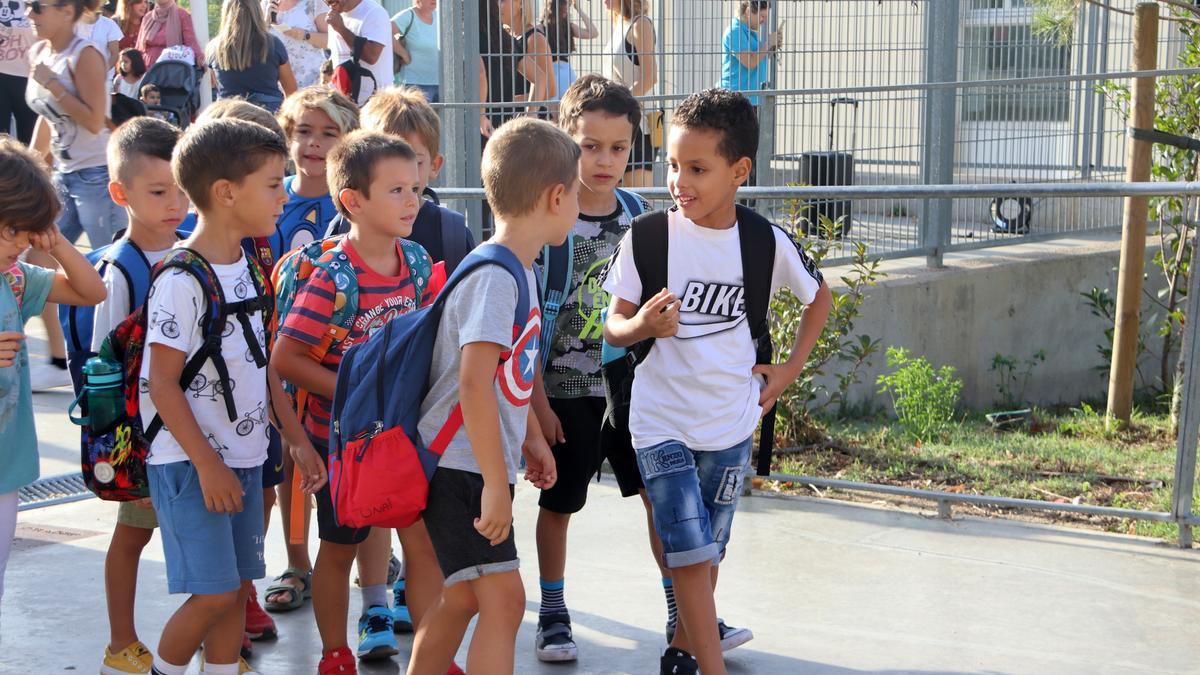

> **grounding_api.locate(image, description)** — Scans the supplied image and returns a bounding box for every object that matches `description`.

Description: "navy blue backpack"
[327,243,533,530]
[59,238,156,393]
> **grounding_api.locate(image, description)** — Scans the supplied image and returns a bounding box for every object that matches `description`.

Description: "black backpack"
[601,205,779,476]
[331,36,378,103]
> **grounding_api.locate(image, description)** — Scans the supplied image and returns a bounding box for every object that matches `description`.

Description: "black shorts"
[423,467,518,586]
[628,131,656,172]
[312,435,372,546]
[261,427,285,489]
[601,394,643,498]
[538,397,605,514]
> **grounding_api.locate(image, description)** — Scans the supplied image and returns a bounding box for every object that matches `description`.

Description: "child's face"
[349,156,422,239]
[290,107,343,182]
[666,125,750,227]
[0,226,32,269]
[142,91,161,106]
[571,111,634,197]
[118,55,131,75]
[228,155,289,238]
[399,134,442,196]
[112,157,189,235]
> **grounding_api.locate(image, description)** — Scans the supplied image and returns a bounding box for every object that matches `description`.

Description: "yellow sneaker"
[199,653,260,675]
[101,641,153,674]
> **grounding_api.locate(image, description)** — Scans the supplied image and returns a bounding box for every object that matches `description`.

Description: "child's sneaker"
[240,633,252,659]
[319,647,357,674]
[245,586,278,640]
[356,605,399,661]
[199,652,260,674]
[391,576,413,633]
[101,640,153,674]
[717,619,754,651]
[659,647,698,675]
[535,612,578,662]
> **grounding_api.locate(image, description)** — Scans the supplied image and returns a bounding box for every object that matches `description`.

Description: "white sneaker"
[29,362,71,391]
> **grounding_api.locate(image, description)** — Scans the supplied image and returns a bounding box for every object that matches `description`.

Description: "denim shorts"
[636,436,752,569]
[53,166,126,248]
[148,461,266,595]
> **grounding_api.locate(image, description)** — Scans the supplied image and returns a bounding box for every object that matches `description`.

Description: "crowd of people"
[0,2,818,675]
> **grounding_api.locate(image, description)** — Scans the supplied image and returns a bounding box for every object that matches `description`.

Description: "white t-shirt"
[90,247,172,353]
[113,75,143,98]
[602,208,825,452]
[139,254,270,468]
[327,0,393,105]
[75,15,123,79]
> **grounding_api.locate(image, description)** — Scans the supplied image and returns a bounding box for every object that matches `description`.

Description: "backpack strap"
[733,205,780,477]
[615,188,647,220]
[628,209,670,363]
[537,232,574,372]
[399,239,434,305]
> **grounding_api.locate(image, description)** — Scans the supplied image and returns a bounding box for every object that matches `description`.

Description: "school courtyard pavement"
[4,335,1200,674]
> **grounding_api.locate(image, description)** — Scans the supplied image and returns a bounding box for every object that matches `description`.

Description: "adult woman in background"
[541,0,596,101]
[136,0,204,68]
[605,0,656,187]
[265,0,328,89]
[114,0,146,50]
[391,0,440,102]
[481,0,554,130]
[75,0,122,78]
[26,0,125,389]
[498,0,555,116]
[209,0,297,113]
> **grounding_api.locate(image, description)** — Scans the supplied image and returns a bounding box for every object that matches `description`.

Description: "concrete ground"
[7,320,1200,675]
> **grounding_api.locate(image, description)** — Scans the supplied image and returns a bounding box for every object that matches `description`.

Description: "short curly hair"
[670,88,759,165]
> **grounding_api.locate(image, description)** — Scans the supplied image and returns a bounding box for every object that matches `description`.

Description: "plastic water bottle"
[81,357,124,431]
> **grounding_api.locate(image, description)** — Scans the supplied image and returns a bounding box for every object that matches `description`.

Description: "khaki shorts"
[117,500,159,530]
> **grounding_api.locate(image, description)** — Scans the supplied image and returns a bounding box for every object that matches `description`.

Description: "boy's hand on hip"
[197,461,245,513]
[0,332,25,367]
[522,432,557,490]
[475,482,513,546]
[752,362,800,417]
[636,288,680,339]
[291,439,327,494]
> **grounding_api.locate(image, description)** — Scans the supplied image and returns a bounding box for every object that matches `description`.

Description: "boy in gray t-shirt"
[407,118,582,674]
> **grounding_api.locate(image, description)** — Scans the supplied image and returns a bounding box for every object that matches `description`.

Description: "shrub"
[876,347,963,443]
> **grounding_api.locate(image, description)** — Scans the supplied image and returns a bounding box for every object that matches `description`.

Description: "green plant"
[876,347,963,443]
[768,201,884,444]
[990,350,1046,409]
[1081,286,1150,388]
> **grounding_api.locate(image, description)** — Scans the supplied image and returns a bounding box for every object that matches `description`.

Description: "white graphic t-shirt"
[139,254,270,468]
[603,208,824,452]
[327,0,393,105]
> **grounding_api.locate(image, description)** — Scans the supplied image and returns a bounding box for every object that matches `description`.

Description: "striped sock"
[152,659,188,675]
[539,578,567,617]
[663,577,678,627]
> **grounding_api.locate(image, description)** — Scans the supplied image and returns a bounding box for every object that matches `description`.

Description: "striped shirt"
[278,238,430,439]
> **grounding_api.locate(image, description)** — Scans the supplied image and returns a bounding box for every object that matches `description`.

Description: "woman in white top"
[26,0,126,389]
[390,0,440,101]
[74,0,122,79]
[264,0,328,88]
[604,0,656,187]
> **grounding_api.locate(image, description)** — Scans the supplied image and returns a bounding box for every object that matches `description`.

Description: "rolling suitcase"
[800,97,858,237]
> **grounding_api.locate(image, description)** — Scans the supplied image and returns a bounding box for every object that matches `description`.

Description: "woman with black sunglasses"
[25,0,126,391]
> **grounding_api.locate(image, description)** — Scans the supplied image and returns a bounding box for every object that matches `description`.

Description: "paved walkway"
[5,334,1200,674]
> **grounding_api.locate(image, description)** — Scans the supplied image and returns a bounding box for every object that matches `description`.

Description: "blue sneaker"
[357,605,399,661]
[392,577,413,633]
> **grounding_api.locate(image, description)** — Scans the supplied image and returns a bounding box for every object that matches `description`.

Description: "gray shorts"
[422,467,518,586]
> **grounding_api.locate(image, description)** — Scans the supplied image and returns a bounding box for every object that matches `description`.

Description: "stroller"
[140,59,203,129]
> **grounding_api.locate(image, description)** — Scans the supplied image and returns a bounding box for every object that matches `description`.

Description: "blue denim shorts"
[636,436,752,569]
[148,462,266,595]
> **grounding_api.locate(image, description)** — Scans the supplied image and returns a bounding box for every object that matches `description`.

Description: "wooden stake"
[1107,2,1159,430]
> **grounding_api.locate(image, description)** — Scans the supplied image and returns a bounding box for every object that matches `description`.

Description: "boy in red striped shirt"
[272,130,439,674]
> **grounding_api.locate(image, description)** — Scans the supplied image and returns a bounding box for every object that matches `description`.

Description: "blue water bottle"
[68,356,125,430]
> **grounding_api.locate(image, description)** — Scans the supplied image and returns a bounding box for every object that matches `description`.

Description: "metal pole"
[1106,2,1159,429]
[1078,0,1100,180]
[192,0,212,109]
[755,3,779,191]
[439,0,483,240]
[1172,232,1200,548]
[919,0,958,269]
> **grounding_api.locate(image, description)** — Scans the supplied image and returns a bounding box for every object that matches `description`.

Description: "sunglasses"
[24,0,70,13]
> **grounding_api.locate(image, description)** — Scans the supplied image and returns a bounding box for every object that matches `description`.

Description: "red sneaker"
[446,663,466,675]
[245,586,278,640]
[319,647,358,674]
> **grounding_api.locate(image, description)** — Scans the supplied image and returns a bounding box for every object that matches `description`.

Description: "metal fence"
[434,0,1197,264]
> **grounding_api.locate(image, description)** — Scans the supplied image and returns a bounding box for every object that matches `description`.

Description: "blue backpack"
[538,188,645,370]
[327,243,533,530]
[59,238,157,394]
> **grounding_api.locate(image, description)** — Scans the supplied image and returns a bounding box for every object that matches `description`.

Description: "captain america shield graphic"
[499,308,542,406]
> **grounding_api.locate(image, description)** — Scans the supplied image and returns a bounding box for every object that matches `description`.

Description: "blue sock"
[539,578,567,617]
[663,577,678,627]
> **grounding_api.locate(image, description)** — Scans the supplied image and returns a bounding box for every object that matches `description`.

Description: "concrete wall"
[817,233,1169,411]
